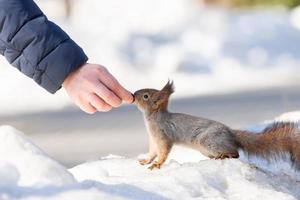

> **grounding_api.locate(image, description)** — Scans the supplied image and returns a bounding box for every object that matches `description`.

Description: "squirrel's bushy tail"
[233,122,300,168]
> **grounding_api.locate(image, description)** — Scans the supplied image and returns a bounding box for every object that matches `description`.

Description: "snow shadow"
[250,167,300,199]
[0,180,167,200]
[81,180,168,200]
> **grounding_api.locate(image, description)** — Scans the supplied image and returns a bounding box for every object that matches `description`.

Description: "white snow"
[70,157,300,200]
[1,1,300,114]
[0,126,75,187]
[0,112,299,199]
[274,111,300,122]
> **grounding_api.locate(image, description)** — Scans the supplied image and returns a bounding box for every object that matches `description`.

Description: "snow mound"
[1,112,300,199]
[70,157,300,200]
[0,126,75,187]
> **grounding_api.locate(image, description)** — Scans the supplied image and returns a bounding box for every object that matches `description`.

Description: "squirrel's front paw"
[148,162,161,170]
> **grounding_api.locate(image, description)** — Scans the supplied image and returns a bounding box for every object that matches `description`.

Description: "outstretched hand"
[62,63,133,114]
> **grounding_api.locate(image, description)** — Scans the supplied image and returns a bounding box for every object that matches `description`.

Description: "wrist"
[62,62,87,88]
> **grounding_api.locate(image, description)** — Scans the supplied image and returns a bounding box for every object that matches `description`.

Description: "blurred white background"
[1,0,300,114]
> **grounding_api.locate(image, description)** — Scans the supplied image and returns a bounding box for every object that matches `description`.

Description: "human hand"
[62,63,133,114]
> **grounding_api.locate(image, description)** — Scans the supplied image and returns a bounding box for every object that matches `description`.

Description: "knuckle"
[105,92,114,100]
[77,94,86,105]
[103,94,121,107]
[110,97,122,107]
[115,99,122,106]
[97,66,107,74]
[83,77,95,87]
[95,103,105,111]
[111,82,120,92]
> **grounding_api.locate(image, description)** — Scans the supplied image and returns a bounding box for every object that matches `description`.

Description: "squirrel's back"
[156,111,233,143]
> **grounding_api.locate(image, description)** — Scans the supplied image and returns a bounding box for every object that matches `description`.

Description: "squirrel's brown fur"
[133,81,300,170]
[234,123,300,168]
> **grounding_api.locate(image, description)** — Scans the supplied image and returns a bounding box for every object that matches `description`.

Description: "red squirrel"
[133,81,300,170]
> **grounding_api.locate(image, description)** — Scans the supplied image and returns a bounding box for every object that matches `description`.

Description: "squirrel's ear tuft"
[161,80,175,95]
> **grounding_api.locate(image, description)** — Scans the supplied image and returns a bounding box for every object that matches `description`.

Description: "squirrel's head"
[133,81,174,114]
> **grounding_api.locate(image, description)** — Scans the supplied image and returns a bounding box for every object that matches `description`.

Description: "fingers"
[76,93,112,114]
[62,63,133,114]
[88,93,112,112]
[76,95,97,114]
[92,81,122,108]
[97,67,134,104]
[84,103,97,114]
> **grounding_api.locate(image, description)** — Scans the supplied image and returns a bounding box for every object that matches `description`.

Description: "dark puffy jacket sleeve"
[0,0,88,93]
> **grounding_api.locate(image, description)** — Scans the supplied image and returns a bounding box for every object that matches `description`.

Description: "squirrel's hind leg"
[214,152,239,160]
[139,154,157,165]
[198,131,239,160]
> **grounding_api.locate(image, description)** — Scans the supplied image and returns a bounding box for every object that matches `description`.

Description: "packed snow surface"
[0,111,299,199]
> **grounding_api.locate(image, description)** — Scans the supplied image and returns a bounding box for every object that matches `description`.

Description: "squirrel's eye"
[143,94,149,100]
